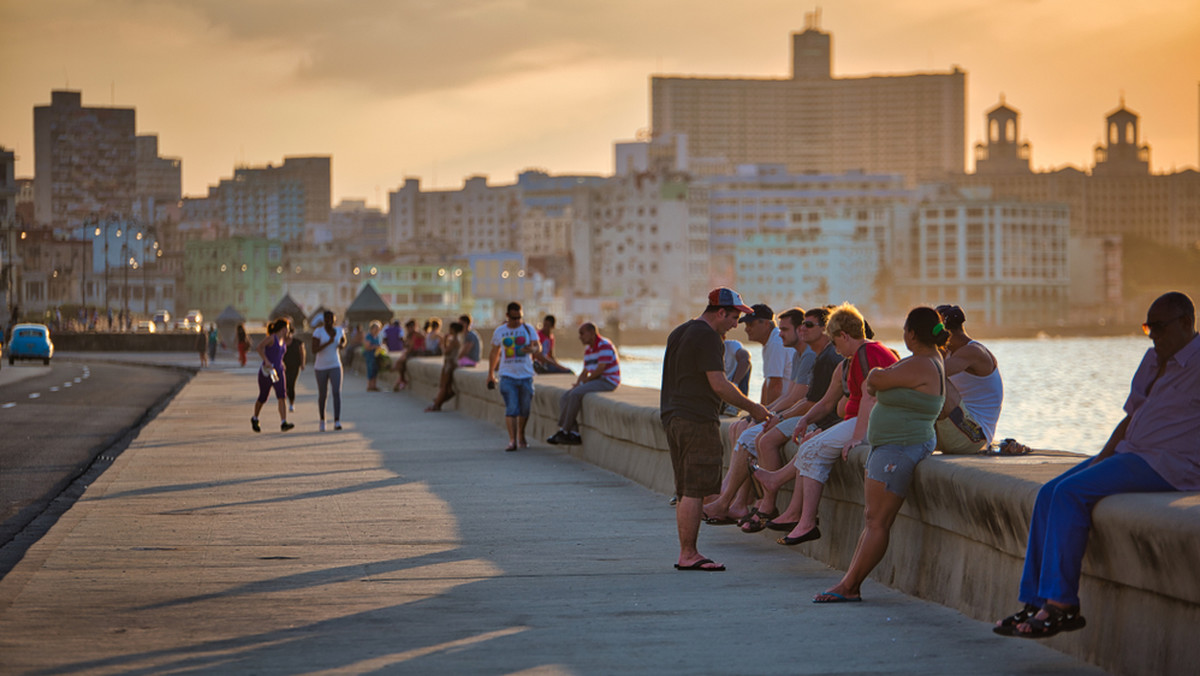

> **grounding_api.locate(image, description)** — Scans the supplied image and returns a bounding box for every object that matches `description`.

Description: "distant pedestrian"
[236,323,249,367]
[251,318,294,433]
[458,314,481,367]
[311,310,346,432]
[283,323,306,412]
[487,302,541,451]
[426,321,463,412]
[547,322,620,446]
[533,314,574,374]
[196,329,208,368]
[207,324,219,362]
[363,320,384,391]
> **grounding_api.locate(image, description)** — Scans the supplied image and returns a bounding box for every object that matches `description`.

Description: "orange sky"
[2,1,1198,208]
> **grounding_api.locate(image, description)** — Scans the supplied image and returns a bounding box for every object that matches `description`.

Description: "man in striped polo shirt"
[546,322,621,446]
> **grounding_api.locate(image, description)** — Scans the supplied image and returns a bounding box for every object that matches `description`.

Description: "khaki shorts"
[935,405,988,454]
[665,416,724,498]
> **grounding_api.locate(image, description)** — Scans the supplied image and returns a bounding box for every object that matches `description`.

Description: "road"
[0,360,190,556]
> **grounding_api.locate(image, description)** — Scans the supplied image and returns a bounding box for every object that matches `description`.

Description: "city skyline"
[2,1,1198,208]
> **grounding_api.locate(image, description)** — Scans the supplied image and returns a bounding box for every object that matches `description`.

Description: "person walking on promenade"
[994,291,1199,638]
[812,306,947,603]
[547,322,621,445]
[363,320,384,391]
[487,302,541,452]
[206,324,219,363]
[282,323,306,412]
[236,323,250,367]
[933,304,1004,454]
[195,328,208,368]
[311,310,346,432]
[662,288,772,572]
[426,321,464,412]
[251,318,295,433]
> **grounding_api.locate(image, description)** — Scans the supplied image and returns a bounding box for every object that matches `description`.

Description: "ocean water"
[560,335,1150,456]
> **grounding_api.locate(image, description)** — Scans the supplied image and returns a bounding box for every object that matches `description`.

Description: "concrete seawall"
[402,357,1200,676]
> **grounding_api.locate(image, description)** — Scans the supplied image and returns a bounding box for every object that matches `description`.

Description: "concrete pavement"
[0,356,1104,675]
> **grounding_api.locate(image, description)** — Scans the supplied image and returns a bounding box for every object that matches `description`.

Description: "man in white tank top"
[934,305,1004,454]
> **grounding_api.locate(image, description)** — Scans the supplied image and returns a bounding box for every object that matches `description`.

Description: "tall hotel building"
[33,90,137,227]
[651,25,965,183]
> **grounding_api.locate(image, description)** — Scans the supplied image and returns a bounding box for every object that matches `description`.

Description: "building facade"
[183,237,283,321]
[33,90,137,228]
[651,26,965,183]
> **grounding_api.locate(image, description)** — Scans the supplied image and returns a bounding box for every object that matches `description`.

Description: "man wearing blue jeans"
[995,291,1199,638]
[487,302,541,452]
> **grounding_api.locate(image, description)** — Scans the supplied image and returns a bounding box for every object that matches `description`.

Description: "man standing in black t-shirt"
[662,288,772,572]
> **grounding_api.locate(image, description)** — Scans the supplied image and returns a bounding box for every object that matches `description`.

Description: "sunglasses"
[801,320,821,329]
[1142,315,1181,336]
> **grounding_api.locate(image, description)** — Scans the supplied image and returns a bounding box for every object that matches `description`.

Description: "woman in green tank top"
[813,307,948,604]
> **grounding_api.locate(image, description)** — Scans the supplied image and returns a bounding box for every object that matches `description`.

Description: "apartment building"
[33,90,137,228]
[651,26,965,183]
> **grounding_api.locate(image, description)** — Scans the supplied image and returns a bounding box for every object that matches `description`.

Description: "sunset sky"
[2,0,1198,207]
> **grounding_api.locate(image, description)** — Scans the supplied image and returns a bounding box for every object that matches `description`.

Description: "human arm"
[729,347,751,387]
[1091,415,1131,465]
[790,361,845,443]
[707,371,771,423]
[761,377,785,406]
[944,342,994,377]
[487,343,502,385]
[297,340,306,370]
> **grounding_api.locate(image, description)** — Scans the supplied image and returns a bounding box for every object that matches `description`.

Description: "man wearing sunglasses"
[995,291,1199,639]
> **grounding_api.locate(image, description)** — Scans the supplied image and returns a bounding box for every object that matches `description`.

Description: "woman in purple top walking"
[251,317,295,432]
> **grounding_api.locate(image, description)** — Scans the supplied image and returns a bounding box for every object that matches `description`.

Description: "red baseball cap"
[707,287,754,314]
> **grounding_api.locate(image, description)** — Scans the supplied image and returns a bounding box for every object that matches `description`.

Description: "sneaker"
[288,403,295,412]
[546,430,569,445]
[251,417,261,433]
[319,421,326,432]
[281,421,295,432]
[334,422,342,431]
[564,432,583,446]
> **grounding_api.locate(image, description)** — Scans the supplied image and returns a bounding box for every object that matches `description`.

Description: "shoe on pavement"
[564,432,583,445]
[546,430,569,445]
[319,421,326,432]
[281,421,295,432]
[288,403,295,412]
[334,422,342,431]
[251,417,261,433]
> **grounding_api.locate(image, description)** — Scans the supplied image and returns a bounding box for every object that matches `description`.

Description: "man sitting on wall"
[994,291,1199,638]
[547,322,621,446]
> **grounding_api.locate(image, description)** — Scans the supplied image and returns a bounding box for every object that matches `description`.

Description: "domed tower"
[1093,99,1150,176]
[973,96,1032,175]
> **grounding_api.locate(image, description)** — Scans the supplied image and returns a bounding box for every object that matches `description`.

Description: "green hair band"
[932,322,946,336]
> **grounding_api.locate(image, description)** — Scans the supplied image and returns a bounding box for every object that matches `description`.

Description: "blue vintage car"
[8,323,54,365]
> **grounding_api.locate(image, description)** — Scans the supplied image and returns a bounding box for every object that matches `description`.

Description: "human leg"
[558,380,614,433]
[816,476,906,602]
[1027,454,1173,608]
[285,367,299,406]
[315,368,330,421]
[329,367,343,424]
[701,443,755,523]
[667,417,725,570]
[782,421,859,540]
[499,376,521,449]
[515,377,534,446]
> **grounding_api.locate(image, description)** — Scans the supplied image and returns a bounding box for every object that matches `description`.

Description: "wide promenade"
[0,354,1102,675]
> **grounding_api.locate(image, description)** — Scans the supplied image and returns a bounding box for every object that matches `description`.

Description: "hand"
[762,414,780,433]
[749,404,771,424]
[842,438,862,461]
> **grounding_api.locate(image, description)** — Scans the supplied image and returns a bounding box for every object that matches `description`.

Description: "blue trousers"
[1019,453,1173,607]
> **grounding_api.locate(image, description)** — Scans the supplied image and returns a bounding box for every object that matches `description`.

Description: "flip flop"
[504,443,518,452]
[674,558,726,572]
[704,515,740,525]
[813,591,862,604]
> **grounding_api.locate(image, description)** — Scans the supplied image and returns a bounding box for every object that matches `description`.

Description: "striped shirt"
[584,336,621,387]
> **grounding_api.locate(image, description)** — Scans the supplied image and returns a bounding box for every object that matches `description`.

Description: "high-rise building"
[651,25,965,183]
[135,135,182,223]
[186,156,331,243]
[33,90,137,228]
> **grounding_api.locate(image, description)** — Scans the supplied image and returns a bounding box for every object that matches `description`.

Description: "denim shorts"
[499,376,534,418]
[865,438,935,498]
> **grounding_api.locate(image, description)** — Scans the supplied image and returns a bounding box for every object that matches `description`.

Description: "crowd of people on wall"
[228,287,1197,644]
[660,286,1198,644]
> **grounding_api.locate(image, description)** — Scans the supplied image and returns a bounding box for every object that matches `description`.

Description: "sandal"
[992,603,1039,636]
[1012,604,1086,639]
[738,508,779,533]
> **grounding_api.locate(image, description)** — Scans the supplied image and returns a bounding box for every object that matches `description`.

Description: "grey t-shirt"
[790,345,816,386]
